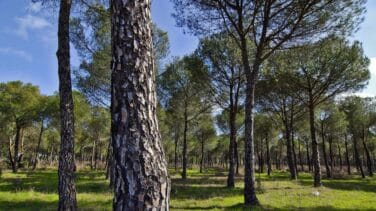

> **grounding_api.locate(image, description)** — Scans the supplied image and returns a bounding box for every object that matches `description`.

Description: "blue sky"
[0,0,375,96]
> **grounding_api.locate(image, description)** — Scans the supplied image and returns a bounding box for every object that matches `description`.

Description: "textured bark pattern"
[111,0,170,210]
[309,104,321,187]
[243,37,259,206]
[285,128,297,180]
[57,0,77,210]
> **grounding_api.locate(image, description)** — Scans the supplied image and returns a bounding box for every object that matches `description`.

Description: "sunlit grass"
[0,168,375,210]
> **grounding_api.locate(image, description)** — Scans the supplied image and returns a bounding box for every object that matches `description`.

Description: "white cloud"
[369,57,376,76]
[0,47,32,62]
[27,2,42,13]
[14,14,50,39]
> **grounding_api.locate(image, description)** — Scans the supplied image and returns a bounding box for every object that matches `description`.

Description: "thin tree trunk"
[362,127,373,176]
[329,136,334,173]
[182,105,188,180]
[111,0,170,209]
[200,135,204,173]
[227,108,236,187]
[337,143,343,171]
[298,141,304,171]
[91,138,97,170]
[285,127,297,180]
[309,102,321,187]
[266,133,271,176]
[32,120,44,171]
[321,122,331,178]
[345,140,351,175]
[8,137,15,172]
[306,141,311,172]
[353,137,365,178]
[235,140,239,175]
[12,125,21,173]
[174,127,178,172]
[57,0,77,210]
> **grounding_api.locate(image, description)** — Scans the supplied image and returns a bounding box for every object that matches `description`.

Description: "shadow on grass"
[0,199,57,211]
[173,203,376,211]
[299,177,376,193]
[0,170,111,194]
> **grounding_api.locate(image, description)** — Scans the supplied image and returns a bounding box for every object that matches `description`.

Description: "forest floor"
[0,168,375,210]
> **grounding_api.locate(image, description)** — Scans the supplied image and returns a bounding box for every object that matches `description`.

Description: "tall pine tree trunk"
[57,0,77,210]
[182,105,188,180]
[285,126,297,180]
[243,40,259,205]
[266,133,272,176]
[111,0,170,209]
[309,102,321,187]
[321,122,331,178]
[345,140,351,175]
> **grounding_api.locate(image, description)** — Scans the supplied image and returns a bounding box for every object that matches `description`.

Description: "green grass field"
[0,168,375,210]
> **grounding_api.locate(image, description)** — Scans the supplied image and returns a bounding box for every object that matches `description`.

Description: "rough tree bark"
[309,101,322,187]
[243,39,259,205]
[110,0,170,209]
[57,0,77,210]
[285,127,297,180]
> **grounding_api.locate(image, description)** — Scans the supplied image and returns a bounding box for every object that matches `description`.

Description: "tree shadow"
[0,170,111,194]
[0,199,57,211]
[298,177,376,193]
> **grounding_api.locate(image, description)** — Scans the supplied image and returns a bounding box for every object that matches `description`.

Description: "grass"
[0,168,375,210]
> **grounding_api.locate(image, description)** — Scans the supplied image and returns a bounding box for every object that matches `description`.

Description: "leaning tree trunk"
[57,0,77,210]
[32,120,44,171]
[110,0,170,209]
[309,102,321,187]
